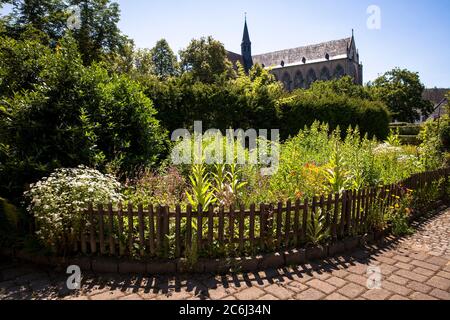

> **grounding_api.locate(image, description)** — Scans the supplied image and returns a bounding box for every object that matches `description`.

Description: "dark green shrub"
[0,35,168,201]
[397,125,421,136]
[279,92,390,140]
[440,120,450,151]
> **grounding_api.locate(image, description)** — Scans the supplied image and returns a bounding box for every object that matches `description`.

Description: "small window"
[302,57,306,64]
[325,53,330,60]
[262,64,265,68]
[281,60,285,67]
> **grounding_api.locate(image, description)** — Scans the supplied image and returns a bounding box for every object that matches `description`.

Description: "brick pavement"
[1,208,449,301]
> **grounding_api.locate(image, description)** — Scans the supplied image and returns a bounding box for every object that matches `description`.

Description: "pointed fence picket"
[75,168,449,259]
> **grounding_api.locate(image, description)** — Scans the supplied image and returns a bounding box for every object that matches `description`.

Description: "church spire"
[242,14,251,44]
[241,13,253,73]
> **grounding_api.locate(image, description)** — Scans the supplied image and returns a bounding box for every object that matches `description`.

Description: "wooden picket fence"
[76,168,449,259]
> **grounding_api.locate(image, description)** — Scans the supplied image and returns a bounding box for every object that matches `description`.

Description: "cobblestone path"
[1,208,449,301]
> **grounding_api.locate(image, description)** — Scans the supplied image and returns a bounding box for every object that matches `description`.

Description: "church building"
[227,18,364,90]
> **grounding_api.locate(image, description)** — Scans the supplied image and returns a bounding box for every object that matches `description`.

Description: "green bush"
[0,35,167,201]
[397,125,421,136]
[440,120,450,151]
[141,65,282,135]
[279,92,390,140]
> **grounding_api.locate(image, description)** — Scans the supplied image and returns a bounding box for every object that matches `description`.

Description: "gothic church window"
[306,69,317,88]
[294,71,304,89]
[320,67,330,81]
[334,65,345,79]
[282,72,291,91]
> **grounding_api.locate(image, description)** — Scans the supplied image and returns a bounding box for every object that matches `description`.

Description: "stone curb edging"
[0,232,386,275]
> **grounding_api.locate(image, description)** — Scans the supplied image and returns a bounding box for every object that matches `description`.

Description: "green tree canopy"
[4,0,129,65]
[370,68,433,123]
[179,36,235,83]
[150,39,179,79]
[306,76,372,100]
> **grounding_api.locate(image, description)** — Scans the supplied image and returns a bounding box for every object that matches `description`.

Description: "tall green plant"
[185,163,217,209]
[307,209,330,246]
[324,144,351,194]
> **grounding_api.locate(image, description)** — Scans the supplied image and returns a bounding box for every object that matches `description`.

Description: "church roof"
[226,51,244,67]
[428,98,448,121]
[252,37,352,67]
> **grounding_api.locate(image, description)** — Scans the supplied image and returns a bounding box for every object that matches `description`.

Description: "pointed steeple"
[241,13,253,73]
[242,14,251,44]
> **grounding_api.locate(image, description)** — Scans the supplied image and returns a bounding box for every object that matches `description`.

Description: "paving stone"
[409,292,438,300]
[284,281,308,293]
[414,267,436,277]
[207,286,236,300]
[338,283,366,299]
[347,264,369,275]
[258,294,278,300]
[306,279,336,294]
[395,269,428,282]
[345,274,368,286]
[387,274,409,286]
[117,294,144,300]
[381,281,411,296]
[426,276,450,291]
[375,256,396,265]
[295,288,325,301]
[325,276,347,288]
[406,281,433,294]
[325,292,349,300]
[90,290,126,300]
[429,288,450,300]
[410,260,441,272]
[63,295,89,300]
[392,255,412,264]
[426,256,449,267]
[436,271,450,280]
[156,291,192,300]
[389,295,410,300]
[234,287,265,300]
[264,284,294,300]
[394,262,414,271]
[378,264,398,276]
[362,289,392,300]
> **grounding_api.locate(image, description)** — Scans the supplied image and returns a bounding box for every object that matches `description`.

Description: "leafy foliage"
[370,68,433,123]
[179,36,235,83]
[0,34,167,201]
[279,90,390,140]
[150,39,179,79]
[24,166,123,253]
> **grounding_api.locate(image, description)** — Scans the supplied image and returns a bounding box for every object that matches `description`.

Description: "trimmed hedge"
[279,92,391,140]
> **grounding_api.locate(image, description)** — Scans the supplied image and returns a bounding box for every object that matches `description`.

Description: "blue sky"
[2,0,450,87]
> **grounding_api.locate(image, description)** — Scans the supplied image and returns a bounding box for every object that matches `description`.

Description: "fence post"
[88,203,97,254]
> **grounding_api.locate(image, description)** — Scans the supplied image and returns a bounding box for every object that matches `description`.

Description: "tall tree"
[69,0,125,65]
[179,36,235,83]
[5,0,127,65]
[133,48,153,76]
[6,0,66,40]
[150,39,178,79]
[370,68,433,123]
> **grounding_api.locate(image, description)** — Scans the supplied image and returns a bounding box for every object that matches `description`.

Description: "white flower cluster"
[24,166,123,249]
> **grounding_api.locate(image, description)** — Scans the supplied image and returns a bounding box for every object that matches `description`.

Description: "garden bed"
[1,170,448,275]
